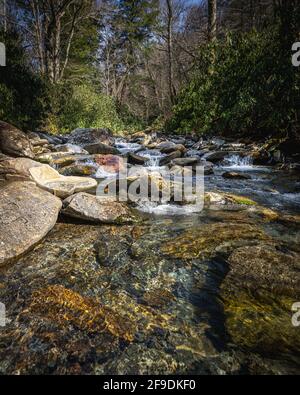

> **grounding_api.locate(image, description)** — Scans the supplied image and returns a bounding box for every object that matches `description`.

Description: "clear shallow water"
[0,147,299,374]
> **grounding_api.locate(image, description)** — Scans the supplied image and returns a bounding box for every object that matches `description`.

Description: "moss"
[225,194,257,206]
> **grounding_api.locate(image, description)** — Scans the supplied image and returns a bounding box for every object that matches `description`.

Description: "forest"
[0,0,300,377]
[0,0,299,142]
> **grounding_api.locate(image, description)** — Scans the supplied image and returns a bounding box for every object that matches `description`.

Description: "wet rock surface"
[0,181,62,266]
[62,193,137,224]
[0,132,300,374]
[0,210,299,374]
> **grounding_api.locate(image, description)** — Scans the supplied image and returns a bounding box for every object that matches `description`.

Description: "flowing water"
[0,146,299,374]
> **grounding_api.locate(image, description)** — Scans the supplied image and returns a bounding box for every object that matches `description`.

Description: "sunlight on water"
[224,154,253,169]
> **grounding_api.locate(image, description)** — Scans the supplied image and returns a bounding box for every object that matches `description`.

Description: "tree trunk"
[208,0,217,42]
[166,0,176,105]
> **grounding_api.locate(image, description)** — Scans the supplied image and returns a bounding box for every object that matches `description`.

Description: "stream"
[0,140,299,375]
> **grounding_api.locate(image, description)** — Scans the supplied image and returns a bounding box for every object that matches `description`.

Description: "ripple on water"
[0,208,300,374]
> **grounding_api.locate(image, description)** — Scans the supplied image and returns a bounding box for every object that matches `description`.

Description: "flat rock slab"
[29,165,97,198]
[62,192,136,224]
[0,181,62,266]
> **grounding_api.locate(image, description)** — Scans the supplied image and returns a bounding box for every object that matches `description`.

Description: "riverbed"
[0,140,299,374]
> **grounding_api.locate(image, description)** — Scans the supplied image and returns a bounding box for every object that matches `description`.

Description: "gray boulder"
[171,157,199,166]
[159,150,182,166]
[0,157,44,182]
[62,193,136,224]
[127,152,148,165]
[83,142,119,155]
[68,128,114,146]
[0,121,34,158]
[0,181,62,266]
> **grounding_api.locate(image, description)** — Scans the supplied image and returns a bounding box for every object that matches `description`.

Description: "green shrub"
[167,27,299,138]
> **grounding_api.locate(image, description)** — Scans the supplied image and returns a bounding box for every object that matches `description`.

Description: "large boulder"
[83,142,119,155]
[29,165,97,198]
[62,193,136,224]
[171,157,199,166]
[157,141,186,154]
[68,128,114,146]
[203,151,241,163]
[55,144,89,155]
[127,152,148,165]
[159,150,182,166]
[36,132,67,145]
[0,181,62,266]
[0,121,34,158]
[0,157,44,182]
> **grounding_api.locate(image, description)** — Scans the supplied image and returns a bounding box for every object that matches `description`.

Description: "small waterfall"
[224,154,253,168]
[139,149,164,169]
[115,139,141,155]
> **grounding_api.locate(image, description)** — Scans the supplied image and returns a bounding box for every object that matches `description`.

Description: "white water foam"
[138,150,164,170]
[115,139,141,154]
[224,154,253,169]
[136,200,203,216]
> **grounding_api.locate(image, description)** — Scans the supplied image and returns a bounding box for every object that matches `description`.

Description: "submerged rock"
[0,181,62,266]
[221,289,300,356]
[161,222,268,260]
[222,172,251,180]
[224,244,300,299]
[28,285,136,341]
[29,165,97,198]
[0,121,34,158]
[62,193,137,224]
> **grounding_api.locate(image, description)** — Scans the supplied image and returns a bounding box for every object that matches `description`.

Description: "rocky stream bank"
[0,121,299,374]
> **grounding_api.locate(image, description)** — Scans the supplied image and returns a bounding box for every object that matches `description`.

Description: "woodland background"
[0,0,299,142]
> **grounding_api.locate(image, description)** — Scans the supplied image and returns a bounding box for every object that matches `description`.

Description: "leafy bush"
[44,83,125,133]
[167,27,299,138]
